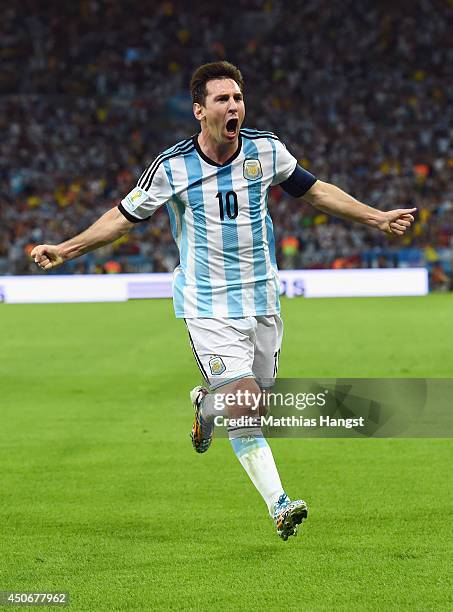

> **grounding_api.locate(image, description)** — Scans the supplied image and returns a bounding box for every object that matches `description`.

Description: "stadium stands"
[0,0,451,289]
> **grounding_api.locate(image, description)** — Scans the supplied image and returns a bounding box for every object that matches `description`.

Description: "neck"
[197,130,239,165]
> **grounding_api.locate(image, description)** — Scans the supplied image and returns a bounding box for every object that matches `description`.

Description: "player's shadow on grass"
[59,516,295,553]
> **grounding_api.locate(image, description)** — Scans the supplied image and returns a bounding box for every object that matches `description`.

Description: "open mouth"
[226,118,239,134]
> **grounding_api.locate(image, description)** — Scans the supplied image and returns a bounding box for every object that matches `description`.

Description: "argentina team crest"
[243,159,263,181]
[209,356,226,376]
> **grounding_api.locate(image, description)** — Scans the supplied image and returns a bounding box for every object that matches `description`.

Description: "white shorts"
[185,315,283,390]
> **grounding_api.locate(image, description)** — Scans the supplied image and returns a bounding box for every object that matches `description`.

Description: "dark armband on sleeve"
[280,165,317,197]
[117,203,150,223]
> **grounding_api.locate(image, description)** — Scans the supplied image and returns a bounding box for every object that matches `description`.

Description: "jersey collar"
[192,133,242,167]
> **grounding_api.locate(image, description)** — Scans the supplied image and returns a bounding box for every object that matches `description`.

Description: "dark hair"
[190,61,244,105]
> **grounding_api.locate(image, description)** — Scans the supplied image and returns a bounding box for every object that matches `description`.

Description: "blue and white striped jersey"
[119,128,302,318]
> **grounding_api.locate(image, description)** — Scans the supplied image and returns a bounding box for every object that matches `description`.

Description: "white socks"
[200,390,285,515]
[229,431,284,516]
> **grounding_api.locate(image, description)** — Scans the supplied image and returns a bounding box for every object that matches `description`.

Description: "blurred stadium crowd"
[1,0,452,289]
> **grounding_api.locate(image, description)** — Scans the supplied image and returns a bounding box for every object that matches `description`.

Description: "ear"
[193,102,205,122]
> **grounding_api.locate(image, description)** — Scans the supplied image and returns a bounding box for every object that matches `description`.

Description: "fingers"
[395,219,412,228]
[31,245,47,262]
[395,208,416,222]
[389,221,410,235]
[30,245,55,271]
[388,208,417,235]
[395,207,417,216]
[31,246,45,260]
[34,257,53,270]
[32,252,47,266]
[37,258,52,269]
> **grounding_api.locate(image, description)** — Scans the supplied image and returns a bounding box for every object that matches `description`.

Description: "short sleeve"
[271,138,298,186]
[119,163,172,222]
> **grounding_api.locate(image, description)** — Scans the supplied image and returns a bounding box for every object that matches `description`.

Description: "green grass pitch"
[0,294,452,611]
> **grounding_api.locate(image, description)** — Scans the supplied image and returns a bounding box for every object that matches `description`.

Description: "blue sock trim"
[230,435,268,458]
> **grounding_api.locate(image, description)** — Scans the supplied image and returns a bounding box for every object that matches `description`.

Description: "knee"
[217,377,262,418]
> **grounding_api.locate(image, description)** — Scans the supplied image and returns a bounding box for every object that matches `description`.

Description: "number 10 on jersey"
[216,191,239,220]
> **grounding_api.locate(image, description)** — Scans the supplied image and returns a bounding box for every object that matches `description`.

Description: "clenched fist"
[378,208,417,236]
[30,245,65,270]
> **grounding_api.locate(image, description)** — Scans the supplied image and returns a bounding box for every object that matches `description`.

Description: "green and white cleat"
[273,493,308,541]
[190,386,212,454]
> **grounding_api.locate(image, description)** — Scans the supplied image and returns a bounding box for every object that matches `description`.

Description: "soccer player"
[31,61,415,540]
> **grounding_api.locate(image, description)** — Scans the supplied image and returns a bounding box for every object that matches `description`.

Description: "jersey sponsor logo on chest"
[243,159,263,181]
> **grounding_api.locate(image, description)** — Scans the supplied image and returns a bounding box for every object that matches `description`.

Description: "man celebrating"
[32,61,415,540]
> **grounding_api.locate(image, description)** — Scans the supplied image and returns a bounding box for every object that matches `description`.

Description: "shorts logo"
[209,356,226,375]
[243,159,263,181]
[127,187,147,210]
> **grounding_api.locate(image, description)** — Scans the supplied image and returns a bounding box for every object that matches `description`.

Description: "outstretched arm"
[303,180,416,235]
[31,207,134,270]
